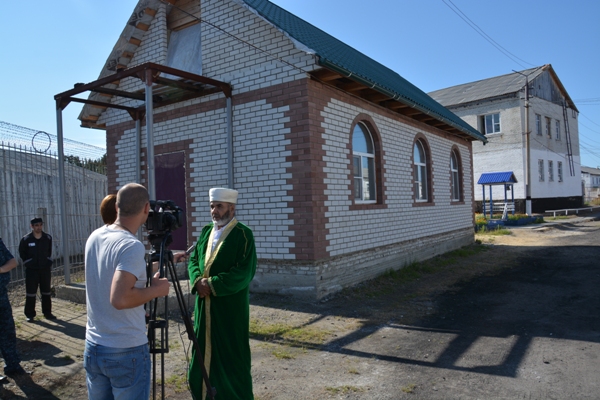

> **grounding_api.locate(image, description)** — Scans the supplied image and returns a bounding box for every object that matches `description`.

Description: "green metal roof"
[240,0,486,143]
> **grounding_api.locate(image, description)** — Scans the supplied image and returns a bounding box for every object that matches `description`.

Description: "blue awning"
[477,172,518,185]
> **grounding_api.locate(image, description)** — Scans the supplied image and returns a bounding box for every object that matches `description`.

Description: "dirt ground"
[1,215,599,399]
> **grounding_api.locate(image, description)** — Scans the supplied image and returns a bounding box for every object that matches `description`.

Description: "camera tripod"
[146,232,216,400]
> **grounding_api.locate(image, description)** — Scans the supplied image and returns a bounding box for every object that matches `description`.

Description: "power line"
[441,0,535,70]
[580,113,600,129]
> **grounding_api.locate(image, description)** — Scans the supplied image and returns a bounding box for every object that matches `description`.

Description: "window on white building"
[555,120,561,141]
[548,160,554,182]
[352,123,376,202]
[536,114,542,135]
[558,161,563,182]
[484,113,501,135]
[545,117,552,138]
[538,159,545,182]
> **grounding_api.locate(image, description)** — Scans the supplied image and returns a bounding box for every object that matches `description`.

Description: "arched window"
[352,123,376,202]
[413,139,429,202]
[450,149,462,201]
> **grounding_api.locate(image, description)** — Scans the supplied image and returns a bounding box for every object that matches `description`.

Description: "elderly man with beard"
[187,188,257,400]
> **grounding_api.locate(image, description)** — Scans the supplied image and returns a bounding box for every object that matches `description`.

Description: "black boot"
[24,295,36,321]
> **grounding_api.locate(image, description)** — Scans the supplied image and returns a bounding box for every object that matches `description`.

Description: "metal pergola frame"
[54,62,232,283]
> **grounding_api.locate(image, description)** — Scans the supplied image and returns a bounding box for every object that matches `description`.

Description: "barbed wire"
[0,120,105,160]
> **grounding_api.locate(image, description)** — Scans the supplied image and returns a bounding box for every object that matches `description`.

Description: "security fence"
[0,122,107,303]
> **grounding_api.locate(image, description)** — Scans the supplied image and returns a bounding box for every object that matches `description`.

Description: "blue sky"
[1,0,599,167]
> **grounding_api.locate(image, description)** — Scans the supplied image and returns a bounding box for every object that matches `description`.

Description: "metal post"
[136,118,142,184]
[226,97,234,189]
[482,184,486,218]
[524,77,532,216]
[514,70,533,216]
[489,186,493,219]
[511,184,515,214]
[55,105,71,284]
[145,70,156,200]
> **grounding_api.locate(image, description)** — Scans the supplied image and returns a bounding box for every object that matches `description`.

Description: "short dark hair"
[117,183,149,217]
[31,217,43,225]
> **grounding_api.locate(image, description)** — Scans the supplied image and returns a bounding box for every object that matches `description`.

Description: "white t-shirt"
[84,225,148,348]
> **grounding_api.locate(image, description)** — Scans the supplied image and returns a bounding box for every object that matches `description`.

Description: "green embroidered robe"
[187,219,257,400]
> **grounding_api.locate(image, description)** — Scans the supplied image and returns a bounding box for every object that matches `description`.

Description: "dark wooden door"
[155,151,187,250]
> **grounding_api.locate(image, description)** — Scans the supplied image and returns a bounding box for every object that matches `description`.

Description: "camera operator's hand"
[195,278,212,298]
[151,271,171,297]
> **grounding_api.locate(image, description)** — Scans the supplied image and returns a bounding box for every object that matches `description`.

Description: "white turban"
[209,188,238,204]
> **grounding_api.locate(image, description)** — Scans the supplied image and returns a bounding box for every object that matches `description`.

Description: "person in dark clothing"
[0,237,29,381]
[18,217,55,321]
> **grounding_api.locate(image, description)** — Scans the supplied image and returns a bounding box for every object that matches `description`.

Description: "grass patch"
[344,243,489,299]
[476,225,512,235]
[547,215,572,220]
[272,349,295,359]
[249,320,331,346]
[325,385,365,394]
[165,373,188,393]
[401,383,417,393]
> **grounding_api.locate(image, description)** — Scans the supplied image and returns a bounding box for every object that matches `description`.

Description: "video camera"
[145,200,183,235]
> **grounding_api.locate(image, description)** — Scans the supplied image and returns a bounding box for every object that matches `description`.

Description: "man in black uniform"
[19,217,55,321]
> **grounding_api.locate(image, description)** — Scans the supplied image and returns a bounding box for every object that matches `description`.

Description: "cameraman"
[83,183,170,400]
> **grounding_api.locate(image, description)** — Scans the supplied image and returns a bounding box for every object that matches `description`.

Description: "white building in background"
[581,166,600,202]
[429,65,582,213]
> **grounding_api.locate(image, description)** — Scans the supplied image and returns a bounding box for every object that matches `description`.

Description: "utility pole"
[514,70,533,215]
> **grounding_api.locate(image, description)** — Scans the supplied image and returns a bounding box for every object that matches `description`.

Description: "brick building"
[73,0,486,299]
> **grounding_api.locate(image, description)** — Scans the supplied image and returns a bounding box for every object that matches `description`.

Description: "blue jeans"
[83,340,150,400]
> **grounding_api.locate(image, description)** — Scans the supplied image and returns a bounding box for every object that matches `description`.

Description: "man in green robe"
[188,188,257,400]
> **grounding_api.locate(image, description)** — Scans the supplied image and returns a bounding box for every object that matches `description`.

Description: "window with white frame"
[413,139,429,202]
[450,149,461,201]
[545,117,552,138]
[548,160,554,182]
[538,159,545,182]
[558,161,563,182]
[352,123,376,202]
[536,114,542,135]
[484,113,501,135]
[555,120,561,140]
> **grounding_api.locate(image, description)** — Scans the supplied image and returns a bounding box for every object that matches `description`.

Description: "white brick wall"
[200,0,315,93]
[321,99,474,257]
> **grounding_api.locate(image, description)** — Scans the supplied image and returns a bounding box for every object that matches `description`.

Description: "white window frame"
[536,114,542,135]
[414,140,429,202]
[484,113,501,135]
[538,159,545,182]
[352,123,376,203]
[545,117,552,138]
[548,160,554,182]
[450,150,461,201]
[555,119,561,141]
